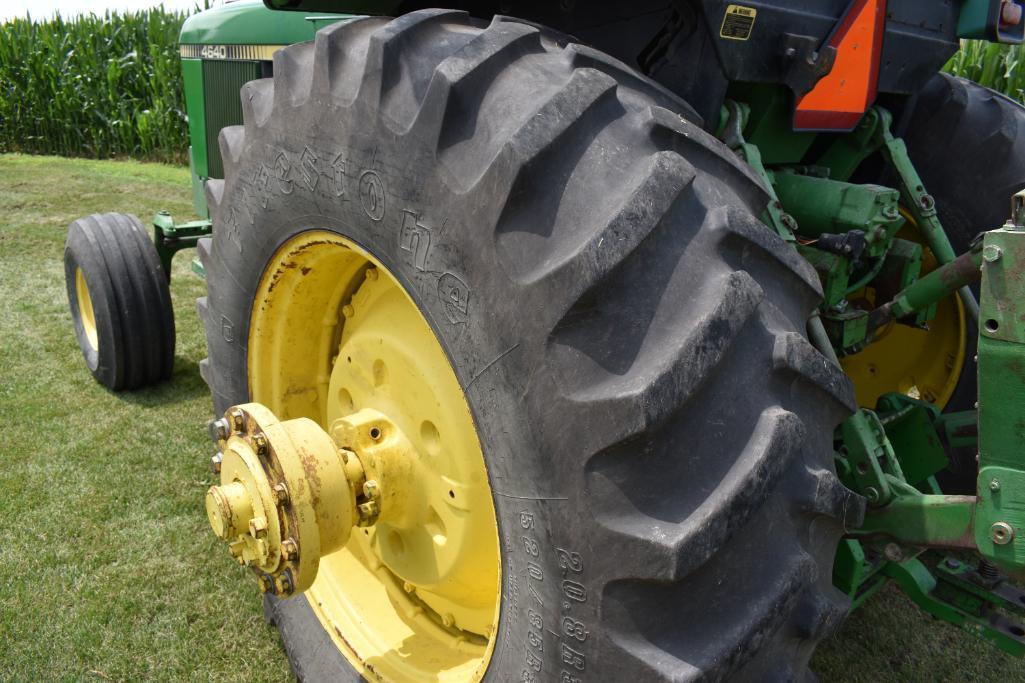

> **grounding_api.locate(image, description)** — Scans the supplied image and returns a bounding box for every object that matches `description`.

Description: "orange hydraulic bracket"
[794,0,888,131]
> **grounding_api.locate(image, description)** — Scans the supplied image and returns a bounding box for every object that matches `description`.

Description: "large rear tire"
[905,73,1025,249]
[198,11,861,680]
[902,73,1025,489]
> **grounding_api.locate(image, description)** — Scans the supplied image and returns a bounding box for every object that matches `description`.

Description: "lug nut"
[281,539,299,561]
[273,482,290,506]
[257,575,274,594]
[363,480,380,499]
[358,500,380,524]
[208,418,229,443]
[229,408,245,434]
[275,571,294,596]
[253,433,269,456]
[210,452,223,474]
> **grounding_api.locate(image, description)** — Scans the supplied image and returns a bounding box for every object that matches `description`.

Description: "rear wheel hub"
[205,231,500,681]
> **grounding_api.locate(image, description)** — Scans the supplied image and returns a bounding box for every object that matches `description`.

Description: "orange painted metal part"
[795,0,888,131]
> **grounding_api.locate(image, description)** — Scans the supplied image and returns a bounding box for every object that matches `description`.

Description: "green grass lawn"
[0,153,1022,681]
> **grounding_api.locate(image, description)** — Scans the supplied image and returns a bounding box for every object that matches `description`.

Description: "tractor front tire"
[64,212,175,391]
[199,11,861,680]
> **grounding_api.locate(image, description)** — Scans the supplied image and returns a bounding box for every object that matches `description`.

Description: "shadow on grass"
[114,355,210,408]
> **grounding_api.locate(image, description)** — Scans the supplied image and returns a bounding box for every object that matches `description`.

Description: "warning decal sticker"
[720,4,757,41]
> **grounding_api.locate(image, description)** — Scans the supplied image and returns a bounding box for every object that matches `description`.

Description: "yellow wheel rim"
[247,231,500,682]
[841,211,967,408]
[75,266,98,351]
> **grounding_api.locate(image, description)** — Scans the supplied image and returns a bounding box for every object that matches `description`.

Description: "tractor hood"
[181,0,352,46]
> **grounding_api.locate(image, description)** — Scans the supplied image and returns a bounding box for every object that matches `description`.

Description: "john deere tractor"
[63,0,1025,679]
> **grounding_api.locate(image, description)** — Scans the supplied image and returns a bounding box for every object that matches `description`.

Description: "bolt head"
[210,452,223,475]
[883,542,904,563]
[945,558,961,570]
[208,418,229,443]
[358,500,380,524]
[984,245,1003,263]
[257,575,273,594]
[991,521,1016,545]
[274,571,294,596]
[273,482,290,506]
[990,478,1001,493]
[229,408,246,434]
[281,539,299,562]
[363,480,380,499]
[253,433,269,456]
[249,516,268,537]
[864,486,880,503]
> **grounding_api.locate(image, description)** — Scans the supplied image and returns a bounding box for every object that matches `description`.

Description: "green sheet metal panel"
[181,0,353,45]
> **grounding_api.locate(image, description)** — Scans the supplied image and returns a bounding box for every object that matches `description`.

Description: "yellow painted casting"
[842,210,967,408]
[245,230,501,682]
[206,403,359,595]
[75,267,98,351]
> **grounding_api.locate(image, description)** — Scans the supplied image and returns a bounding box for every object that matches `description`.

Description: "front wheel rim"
[75,266,98,351]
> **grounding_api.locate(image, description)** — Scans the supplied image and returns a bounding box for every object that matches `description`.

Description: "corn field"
[0,9,191,164]
[1,8,1024,167]
[946,41,1025,104]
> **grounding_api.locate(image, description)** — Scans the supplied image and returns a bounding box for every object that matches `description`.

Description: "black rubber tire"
[64,212,175,391]
[904,73,1025,251]
[902,73,1025,490]
[198,11,863,680]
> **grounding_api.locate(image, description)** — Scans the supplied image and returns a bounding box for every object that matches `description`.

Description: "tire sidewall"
[209,120,590,681]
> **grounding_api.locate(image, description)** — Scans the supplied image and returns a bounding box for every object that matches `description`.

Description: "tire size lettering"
[562,616,588,642]
[556,546,589,681]
[522,536,540,557]
[519,511,546,675]
[561,643,586,671]
[556,548,582,573]
[562,580,586,603]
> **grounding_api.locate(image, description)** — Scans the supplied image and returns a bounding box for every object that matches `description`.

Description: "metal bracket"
[886,556,1025,656]
[153,211,213,280]
[976,223,1025,577]
[873,108,981,326]
[719,100,797,242]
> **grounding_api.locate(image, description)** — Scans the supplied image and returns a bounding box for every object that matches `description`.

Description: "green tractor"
[63,0,1025,678]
